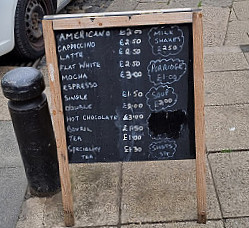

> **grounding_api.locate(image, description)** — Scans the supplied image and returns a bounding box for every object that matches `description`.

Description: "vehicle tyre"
[14,0,55,60]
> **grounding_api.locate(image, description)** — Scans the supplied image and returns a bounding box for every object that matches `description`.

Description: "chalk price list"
[57,30,117,162]
[118,28,146,156]
[55,24,193,162]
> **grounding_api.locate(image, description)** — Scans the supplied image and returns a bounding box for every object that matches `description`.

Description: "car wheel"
[14,0,55,60]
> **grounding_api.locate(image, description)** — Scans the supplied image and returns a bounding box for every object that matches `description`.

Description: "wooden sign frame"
[42,9,206,226]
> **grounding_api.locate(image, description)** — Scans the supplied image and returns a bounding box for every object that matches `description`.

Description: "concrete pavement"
[1,0,249,227]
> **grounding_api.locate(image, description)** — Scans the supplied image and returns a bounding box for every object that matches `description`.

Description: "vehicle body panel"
[57,0,71,13]
[0,0,71,57]
[0,0,18,56]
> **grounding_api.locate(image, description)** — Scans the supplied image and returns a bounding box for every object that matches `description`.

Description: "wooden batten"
[42,20,75,227]
[52,12,193,30]
[192,12,207,224]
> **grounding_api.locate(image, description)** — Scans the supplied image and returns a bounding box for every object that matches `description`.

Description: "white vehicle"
[0,0,71,60]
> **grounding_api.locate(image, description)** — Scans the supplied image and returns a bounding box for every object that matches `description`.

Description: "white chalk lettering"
[66,116,79,122]
[65,104,92,111]
[57,41,95,52]
[151,62,185,73]
[59,30,110,42]
[64,94,87,101]
[63,82,98,91]
[79,61,101,69]
[124,146,142,153]
[69,135,82,142]
[122,125,144,132]
[123,134,143,141]
[82,115,118,121]
[67,125,92,133]
[68,145,101,153]
[59,52,83,61]
[62,73,88,81]
[81,154,94,160]
[60,64,76,71]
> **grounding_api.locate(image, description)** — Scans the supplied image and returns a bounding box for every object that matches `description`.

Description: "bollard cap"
[1,67,45,101]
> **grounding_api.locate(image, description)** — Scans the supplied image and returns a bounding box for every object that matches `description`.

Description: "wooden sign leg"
[193,12,207,224]
[42,20,75,227]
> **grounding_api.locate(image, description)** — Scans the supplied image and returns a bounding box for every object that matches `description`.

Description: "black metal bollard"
[1,67,60,196]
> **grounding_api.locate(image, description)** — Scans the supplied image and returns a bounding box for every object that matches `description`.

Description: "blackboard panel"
[55,23,195,163]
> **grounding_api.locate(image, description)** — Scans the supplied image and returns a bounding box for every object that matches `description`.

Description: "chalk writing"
[62,82,98,91]
[58,30,111,41]
[57,41,96,52]
[61,73,88,81]
[124,146,142,153]
[65,104,93,111]
[54,23,195,162]
[148,26,184,56]
[145,85,178,112]
[82,115,118,121]
[67,125,92,133]
[120,71,143,79]
[147,58,187,85]
[68,145,101,153]
[122,103,144,110]
[149,139,177,159]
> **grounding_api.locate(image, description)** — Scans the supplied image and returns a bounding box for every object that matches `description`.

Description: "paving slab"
[225,217,249,228]
[168,0,233,7]
[43,163,121,227]
[202,7,230,47]
[139,0,232,8]
[121,160,221,224]
[37,56,50,87]
[244,52,249,63]
[0,67,16,121]
[107,0,138,11]
[0,66,17,79]
[115,4,229,48]
[204,70,249,106]
[225,21,249,45]
[122,220,224,227]
[205,104,249,152]
[135,2,171,10]
[0,167,27,228]
[0,121,22,167]
[0,64,50,121]
[204,46,249,72]
[233,1,249,20]
[44,87,52,108]
[208,151,249,217]
[16,197,46,228]
[0,90,11,120]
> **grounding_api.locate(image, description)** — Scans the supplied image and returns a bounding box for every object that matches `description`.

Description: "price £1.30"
[124,146,142,153]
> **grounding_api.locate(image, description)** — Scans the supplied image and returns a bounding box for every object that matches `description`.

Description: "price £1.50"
[122,90,143,98]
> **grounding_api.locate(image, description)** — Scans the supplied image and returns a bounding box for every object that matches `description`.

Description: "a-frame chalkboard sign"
[43,9,206,226]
